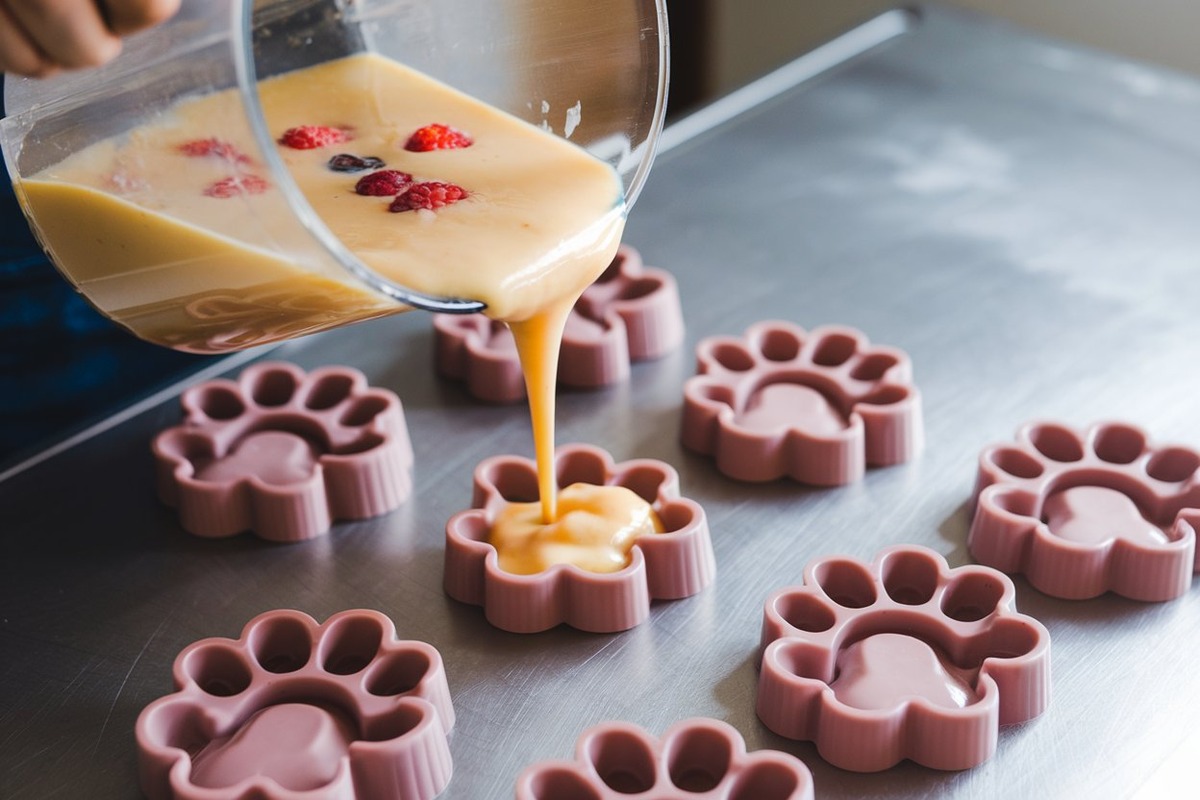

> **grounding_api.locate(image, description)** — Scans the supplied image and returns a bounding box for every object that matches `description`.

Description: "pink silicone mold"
[135,609,455,800]
[433,245,685,403]
[681,321,923,485]
[516,718,814,800]
[153,361,413,542]
[757,545,1050,772]
[969,420,1200,602]
[443,444,715,633]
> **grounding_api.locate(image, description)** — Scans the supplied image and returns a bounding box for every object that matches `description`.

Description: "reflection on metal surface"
[658,9,918,155]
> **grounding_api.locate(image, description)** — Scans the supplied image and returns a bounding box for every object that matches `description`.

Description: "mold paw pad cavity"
[433,245,684,403]
[136,609,454,800]
[516,719,814,800]
[153,361,414,542]
[757,546,1050,772]
[970,420,1200,601]
[681,321,923,485]
[443,443,715,634]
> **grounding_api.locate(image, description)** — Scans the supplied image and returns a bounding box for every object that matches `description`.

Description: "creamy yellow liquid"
[490,483,663,575]
[20,54,624,348]
[20,52,649,539]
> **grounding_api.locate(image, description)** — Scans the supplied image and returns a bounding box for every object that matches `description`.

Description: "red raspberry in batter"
[404,124,473,152]
[355,169,415,196]
[178,138,252,163]
[203,175,270,198]
[279,125,352,150]
[388,181,468,212]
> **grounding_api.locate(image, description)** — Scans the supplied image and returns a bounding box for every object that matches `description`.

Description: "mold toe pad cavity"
[681,321,923,485]
[757,545,1050,772]
[153,361,414,542]
[970,420,1200,601]
[516,718,814,800]
[136,609,454,800]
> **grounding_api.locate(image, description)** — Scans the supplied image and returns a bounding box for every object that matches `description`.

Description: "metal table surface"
[4,6,1200,798]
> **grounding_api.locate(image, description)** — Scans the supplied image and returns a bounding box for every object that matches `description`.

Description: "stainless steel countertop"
[5,6,1200,798]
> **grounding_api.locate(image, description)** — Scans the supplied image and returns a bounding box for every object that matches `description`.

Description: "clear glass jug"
[0,0,668,353]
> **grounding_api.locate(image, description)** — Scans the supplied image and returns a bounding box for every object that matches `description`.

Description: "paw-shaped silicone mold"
[969,420,1200,601]
[433,245,684,403]
[135,609,455,800]
[681,321,922,485]
[516,718,814,800]
[153,361,413,542]
[757,545,1050,772]
[443,444,715,633]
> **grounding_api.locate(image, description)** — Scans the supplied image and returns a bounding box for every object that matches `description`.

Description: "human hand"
[0,0,180,77]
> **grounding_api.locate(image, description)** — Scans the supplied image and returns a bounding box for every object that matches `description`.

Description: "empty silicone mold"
[969,420,1200,602]
[757,545,1050,772]
[135,609,455,800]
[443,443,715,633]
[153,361,413,542]
[681,321,922,485]
[433,245,685,403]
[516,718,814,800]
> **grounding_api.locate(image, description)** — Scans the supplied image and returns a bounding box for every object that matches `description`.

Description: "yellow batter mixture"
[19,52,657,564]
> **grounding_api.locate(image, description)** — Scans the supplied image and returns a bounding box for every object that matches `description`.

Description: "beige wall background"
[705,1,1200,97]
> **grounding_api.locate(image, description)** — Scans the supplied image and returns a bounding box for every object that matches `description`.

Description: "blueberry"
[327,154,386,172]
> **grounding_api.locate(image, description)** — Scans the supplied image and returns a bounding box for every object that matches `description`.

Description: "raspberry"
[404,124,473,152]
[279,125,351,150]
[203,175,270,198]
[389,181,468,212]
[178,138,252,164]
[328,154,386,173]
[354,169,414,196]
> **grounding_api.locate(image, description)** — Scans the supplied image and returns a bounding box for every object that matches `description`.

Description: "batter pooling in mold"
[489,483,664,575]
[444,443,715,633]
[503,305,666,575]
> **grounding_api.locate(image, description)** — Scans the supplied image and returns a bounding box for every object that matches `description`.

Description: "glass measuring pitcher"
[0,0,668,353]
